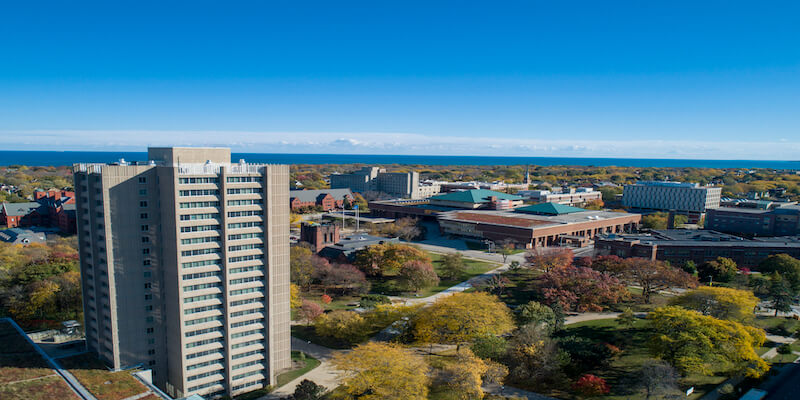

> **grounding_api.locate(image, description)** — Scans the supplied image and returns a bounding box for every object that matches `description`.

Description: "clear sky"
[1,1,799,159]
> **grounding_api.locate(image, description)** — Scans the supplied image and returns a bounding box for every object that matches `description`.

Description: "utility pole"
[355,205,359,232]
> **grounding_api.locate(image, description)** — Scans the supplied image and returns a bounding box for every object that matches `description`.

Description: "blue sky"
[1,1,799,159]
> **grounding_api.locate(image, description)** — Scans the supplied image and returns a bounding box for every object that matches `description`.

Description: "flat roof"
[440,208,637,230]
[430,189,522,204]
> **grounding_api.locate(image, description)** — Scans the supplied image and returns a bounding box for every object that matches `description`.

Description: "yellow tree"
[648,306,768,378]
[437,349,508,400]
[671,286,758,322]
[331,342,430,400]
[314,310,367,343]
[290,284,302,310]
[413,292,514,349]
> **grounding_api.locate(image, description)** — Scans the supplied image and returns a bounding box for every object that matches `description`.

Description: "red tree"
[540,266,628,312]
[299,300,324,325]
[525,247,574,272]
[618,258,697,304]
[572,374,610,396]
[321,294,332,304]
[399,260,440,292]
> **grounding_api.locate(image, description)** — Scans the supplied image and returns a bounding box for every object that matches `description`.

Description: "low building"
[438,202,640,248]
[299,222,341,252]
[1,202,47,227]
[0,227,47,244]
[437,181,529,193]
[289,189,353,211]
[428,189,524,210]
[706,205,800,237]
[1,189,77,233]
[623,181,721,223]
[517,187,602,207]
[317,234,400,262]
[594,229,800,268]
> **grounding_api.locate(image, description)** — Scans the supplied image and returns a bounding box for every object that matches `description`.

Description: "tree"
[482,275,511,296]
[332,342,430,400]
[572,374,610,397]
[471,335,507,361]
[354,243,430,276]
[759,254,800,293]
[641,212,668,229]
[504,325,569,389]
[618,258,698,304]
[399,260,439,292]
[670,286,758,322]
[299,300,324,325]
[540,266,629,312]
[290,379,326,400]
[413,292,514,348]
[516,301,562,333]
[647,306,768,378]
[508,260,521,271]
[314,262,370,295]
[436,349,508,400]
[440,252,466,280]
[588,255,627,276]
[498,239,516,263]
[314,310,368,343]
[525,248,573,272]
[616,307,636,329]
[768,273,794,317]
[290,284,302,309]
[698,257,738,283]
[290,245,315,289]
[681,260,698,275]
[639,360,679,400]
[583,199,604,210]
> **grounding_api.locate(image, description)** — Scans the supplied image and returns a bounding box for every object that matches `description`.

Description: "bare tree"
[640,360,679,400]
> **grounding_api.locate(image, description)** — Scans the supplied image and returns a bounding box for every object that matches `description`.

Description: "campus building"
[706,205,800,237]
[289,188,353,211]
[516,187,602,207]
[437,202,640,248]
[622,181,721,223]
[1,189,77,233]
[74,147,291,399]
[595,229,800,268]
[330,166,437,199]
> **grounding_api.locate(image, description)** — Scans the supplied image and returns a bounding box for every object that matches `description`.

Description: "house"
[290,189,354,211]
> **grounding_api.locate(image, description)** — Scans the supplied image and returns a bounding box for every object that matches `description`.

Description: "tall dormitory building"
[74,147,291,399]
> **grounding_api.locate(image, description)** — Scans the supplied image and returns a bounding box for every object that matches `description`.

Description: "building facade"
[74,147,290,399]
[517,187,602,207]
[289,189,353,211]
[623,181,721,213]
[706,205,800,237]
[330,167,432,199]
[299,222,340,252]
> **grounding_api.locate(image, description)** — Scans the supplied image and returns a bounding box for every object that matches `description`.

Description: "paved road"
[261,338,341,399]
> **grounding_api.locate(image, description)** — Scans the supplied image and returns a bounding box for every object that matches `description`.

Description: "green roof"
[430,189,522,204]
[515,202,586,215]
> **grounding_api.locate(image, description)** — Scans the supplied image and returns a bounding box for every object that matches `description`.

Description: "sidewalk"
[261,338,342,399]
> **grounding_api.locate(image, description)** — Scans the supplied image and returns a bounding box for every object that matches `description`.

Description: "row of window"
[183,271,222,281]
[228,232,260,241]
[226,177,259,183]
[180,213,220,221]
[230,297,260,307]
[188,368,223,382]
[179,177,220,184]
[230,276,263,285]
[185,293,223,303]
[180,189,220,197]
[229,254,264,263]
[180,201,221,209]
[187,380,223,393]
[230,287,262,296]
[231,308,261,318]
[231,328,261,339]
[187,358,222,371]
[182,260,220,269]
[184,282,222,292]
[187,349,222,360]
[230,265,261,274]
[232,367,264,381]
[231,318,263,329]
[181,236,219,245]
[228,210,263,217]
[186,337,224,349]
[227,188,260,195]
[185,315,224,327]
[182,248,221,257]
[181,224,220,233]
[232,349,262,360]
[228,243,262,252]
[185,326,224,338]
[227,199,262,206]
[232,379,265,392]
[232,339,262,349]
[228,222,260,229]
[232,359,263,370]
[184,304,222,315]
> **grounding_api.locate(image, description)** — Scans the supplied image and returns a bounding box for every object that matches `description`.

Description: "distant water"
[0,150,797,169]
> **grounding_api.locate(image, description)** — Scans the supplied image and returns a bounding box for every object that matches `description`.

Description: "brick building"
[299,222,340,252]
[289,189,353,211]
[0,189,77,233]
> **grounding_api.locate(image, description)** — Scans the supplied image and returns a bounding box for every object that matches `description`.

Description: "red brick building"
[1,188,77,233]
[299,222,341,252]
[290,189,353,212]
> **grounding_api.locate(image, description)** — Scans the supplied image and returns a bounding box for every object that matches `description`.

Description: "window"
[143,259,151,266]
[179,177,220,184]
[145,305,153,311]
[139,189,147,196]
[141,236,150,243]
[141,224,149,231]
[179,189,220,197]
[142,248,150,255]
[144,271,151,278]
[138,177,147,184]
[140,213,148,219]
[146,327,154,334]
[144,283,152,289]
[139,201,148,208]
[148,349,156,355]
[148,360,156,366]
[145,294,152,300]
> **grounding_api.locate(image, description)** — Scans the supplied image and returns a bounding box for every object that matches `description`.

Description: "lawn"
[0,375,79,400]
[58,353,150,400]
[276,351,321,387]
[291,324,353,349]
[752,315,800,336]
[555,318,726,400]
[370,252,500,298]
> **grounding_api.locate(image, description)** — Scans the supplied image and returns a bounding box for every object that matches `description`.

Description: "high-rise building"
[330,166,434,199]
[74,147,291,399]
[622,181,721,223]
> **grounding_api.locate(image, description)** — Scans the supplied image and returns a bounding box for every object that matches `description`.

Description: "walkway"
[261,338,341,399]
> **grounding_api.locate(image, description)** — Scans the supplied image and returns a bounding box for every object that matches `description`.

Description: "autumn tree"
[332,342,430,400]
[498,239,516,263]
[413,292,514,348]
[290,284,302,309]
[524,247,573,272]
[290,245,315,289]
[572,374,610,397]
[639,360,679,400]
[436,349,508,400]
[399,260,439,293]
[616,307,636,329]
[647,306,768,378]
[768,273,794,316]
[440,252,466,280]
[299,300,324,325]
[641,212,668,229]
[314,310,368,343]
[504,325,570,389]
[588,255,626,276]
[314,262,370,295]
[698,257,738,283]
[354,243,430,276]
[758,254,800,293]
[670,286,758,322]
[617,258,698,304]
[540,266,629,312]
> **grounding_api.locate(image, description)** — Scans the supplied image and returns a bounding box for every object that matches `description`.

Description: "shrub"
[777,343,792,354]
[572,374,610,396]
[360,294,391,308]
[321,294,332,304]
[470,335,507,361]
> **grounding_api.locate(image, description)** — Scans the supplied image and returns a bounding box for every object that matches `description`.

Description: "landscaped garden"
[58,353,151,400]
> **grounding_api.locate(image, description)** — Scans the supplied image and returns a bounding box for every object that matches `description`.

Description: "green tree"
[439,252,466,280]
[332,342,430,400]
[516,301,562,332]
[413,292,514,348]
[398,260,439,293]
[616,307,636,329]
[289,379,326,400]
[698,257,738,283]
[290,245,314,289]
[641,212,668,229]
[504,325,570,389]
[670,286,758,322]
[647,306,768,378]
[768,273,794,317]
[759,254,800,293]
[470,335,507,361]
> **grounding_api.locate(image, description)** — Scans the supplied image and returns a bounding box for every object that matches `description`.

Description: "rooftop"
[598,229,800,248]
[290,188,353,202]
[440,208,637,230]
[0,228,47,244]
[430,189,522,204]
[2,202,45,217]
[515,202,586,215]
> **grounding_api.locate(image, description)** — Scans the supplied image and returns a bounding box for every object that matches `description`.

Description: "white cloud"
[2,129,799,160]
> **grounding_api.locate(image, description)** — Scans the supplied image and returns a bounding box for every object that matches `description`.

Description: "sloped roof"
[430,189,522,204]
[290,189,353,203]
[515,202,586,215]
[1,202,45,217]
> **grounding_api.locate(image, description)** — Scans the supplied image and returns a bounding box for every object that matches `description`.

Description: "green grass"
[752,315,800,336]
[291,324,353,349]
[276,351,321,387]
[58,353,149,400]
[370,252,499,298]
[0,320,56,384]
[555,318,725,400]
[0,375,79,400]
